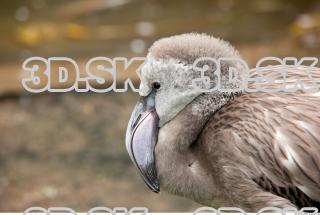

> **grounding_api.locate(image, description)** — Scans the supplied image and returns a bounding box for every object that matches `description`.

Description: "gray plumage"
[157,88,320,210]
[148,33,239,64]
[126,33,320,212]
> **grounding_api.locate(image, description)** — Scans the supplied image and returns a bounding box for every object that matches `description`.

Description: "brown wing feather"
[253,175,320,208]
[209,66,320,208]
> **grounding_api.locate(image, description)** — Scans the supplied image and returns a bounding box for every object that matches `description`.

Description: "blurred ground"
[0,92,200,211]
[0,0,320,212]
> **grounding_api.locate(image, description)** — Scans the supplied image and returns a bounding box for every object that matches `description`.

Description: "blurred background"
[0,0,320,212]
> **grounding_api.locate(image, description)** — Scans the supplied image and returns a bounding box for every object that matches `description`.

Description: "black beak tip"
[153,187,160,193]
[147,181,160,193]
[140,170,160,193]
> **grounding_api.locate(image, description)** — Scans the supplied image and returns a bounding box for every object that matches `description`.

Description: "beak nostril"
[132,114,142,129]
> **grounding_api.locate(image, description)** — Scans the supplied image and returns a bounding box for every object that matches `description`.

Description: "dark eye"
[152,81,161,90]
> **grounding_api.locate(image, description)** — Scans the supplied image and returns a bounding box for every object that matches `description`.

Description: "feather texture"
[200,66,320,210]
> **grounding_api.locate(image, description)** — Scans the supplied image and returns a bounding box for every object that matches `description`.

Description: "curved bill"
[125,93,160,193]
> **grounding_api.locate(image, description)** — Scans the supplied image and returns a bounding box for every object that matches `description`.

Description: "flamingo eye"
[152,82,161,90]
